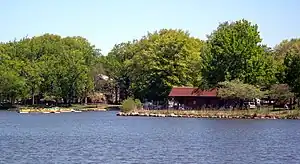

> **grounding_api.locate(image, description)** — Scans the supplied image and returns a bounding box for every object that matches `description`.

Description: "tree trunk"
[31,88,35,105]
[293,97,296,109]
[115,86,118,104]
[67,94,72,107]
[84,97,87,105]
[63,98,68,105]
[11,97,15,105]
[32,94,35,105]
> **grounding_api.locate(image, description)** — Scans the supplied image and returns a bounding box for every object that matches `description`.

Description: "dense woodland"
[1,19,300,108]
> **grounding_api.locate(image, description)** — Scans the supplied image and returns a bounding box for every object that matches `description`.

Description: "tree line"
[1,19,300,107]
[0,34,101,105]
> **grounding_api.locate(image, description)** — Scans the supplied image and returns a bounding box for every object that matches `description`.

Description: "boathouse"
[168,87,222,109]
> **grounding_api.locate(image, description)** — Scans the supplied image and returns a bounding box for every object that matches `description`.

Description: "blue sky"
[1,0,299,54]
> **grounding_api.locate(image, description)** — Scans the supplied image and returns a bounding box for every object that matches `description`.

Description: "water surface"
[1,111,300,164]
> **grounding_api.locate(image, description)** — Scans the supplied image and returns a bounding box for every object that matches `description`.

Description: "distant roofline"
[168,86,217,97]
[172,86,197,88]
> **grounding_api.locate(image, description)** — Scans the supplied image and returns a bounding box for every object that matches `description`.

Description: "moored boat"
[19,111,29,114]
[60,110,72,113]
[73,110,82,113]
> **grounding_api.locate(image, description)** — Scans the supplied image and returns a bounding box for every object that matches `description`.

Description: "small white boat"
[19,111,29,114]
[70,109,82,112]
[73,110,82,113]
[42,112,50,114]
[60,110,72,113]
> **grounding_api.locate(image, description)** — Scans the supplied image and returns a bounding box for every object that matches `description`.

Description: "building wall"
[169,96,241,109]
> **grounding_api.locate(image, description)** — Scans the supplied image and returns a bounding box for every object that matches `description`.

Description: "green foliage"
[273,39,300,83]
[268,84,294,101]
[128,29,204,101]
[0,42,28,101]
[134,99,143,109]
[89,92,106,103]
[103,41,137,102]
[0,34,99,104]
[217,79,265,100]
[284,43,300,96]
[102,29,204,102]
[202,19,277,88]
[274,39,300,62]
[2,20,300,107]
[0,69,28,101]
[121,98,137,113]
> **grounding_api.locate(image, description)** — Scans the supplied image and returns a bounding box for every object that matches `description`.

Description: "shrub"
[135,99,143,109]
[121,98,143,112]
[89,92,106,103]
[287,110,300,118]
[121,98,136,113]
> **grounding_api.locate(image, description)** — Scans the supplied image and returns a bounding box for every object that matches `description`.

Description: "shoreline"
[117,109,300,120]
[17,107,107,114]
[8,104,121,114]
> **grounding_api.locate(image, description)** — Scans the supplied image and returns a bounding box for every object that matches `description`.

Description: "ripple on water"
[1,111,300,164]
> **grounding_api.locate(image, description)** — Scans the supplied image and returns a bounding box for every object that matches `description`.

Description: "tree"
[0,69,27,104]
[274,39,300,83]
[128,29,204,101]
[217,79,265,109]
[268,84,294,107]
[104,41,138,103]
[202,19,277,88]
[15,37,44,105]
[0,42,28,104]
[40,36,97,105]
[218,79,265,100]
[284,43,300,96]
[0,34,100,106]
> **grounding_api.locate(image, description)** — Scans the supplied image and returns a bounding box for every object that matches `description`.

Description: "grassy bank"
[117,109,300,119]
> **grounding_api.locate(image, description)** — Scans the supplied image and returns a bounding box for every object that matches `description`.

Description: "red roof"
[168,87,217,97]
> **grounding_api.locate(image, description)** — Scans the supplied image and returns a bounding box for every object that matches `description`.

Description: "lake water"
[1,111,300,164]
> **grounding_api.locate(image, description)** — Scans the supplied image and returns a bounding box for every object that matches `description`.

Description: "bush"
[89,92,106,103]
[121,98,143,112]
[121,98,136,113]
[135,99,143,109]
